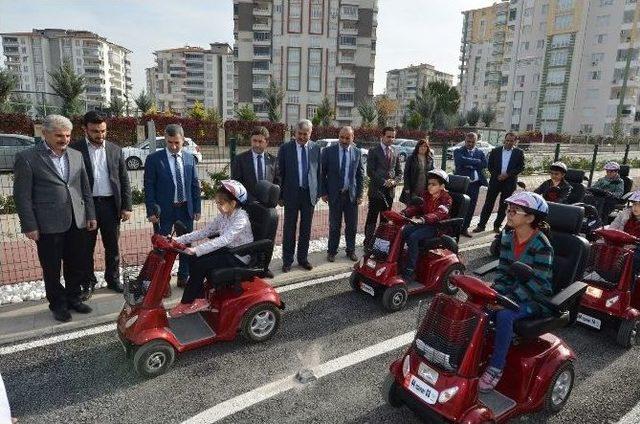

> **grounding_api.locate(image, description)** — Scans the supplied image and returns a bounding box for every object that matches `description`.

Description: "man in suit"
[144,124,201,287]
[320,126,364,262]
[363,126,402,252]
[13,114,97,322]
[231,125,279,278]
[454,132,488,237]
[70,111,132,299]
[473,132,525,233]
[278,119,321,272]
[231,125,279,200]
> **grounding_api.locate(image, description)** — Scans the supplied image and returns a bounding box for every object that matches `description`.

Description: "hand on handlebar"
[183,247,196,255]
[409,217,425,225]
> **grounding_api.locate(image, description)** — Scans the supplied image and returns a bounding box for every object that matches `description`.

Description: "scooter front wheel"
[132,340,176,379]
[381,373,403,407]
[544,362,575,414]
[617,318,639,348]
[242,303,281,343]
[349,271,361,292]
[381,285,408,312]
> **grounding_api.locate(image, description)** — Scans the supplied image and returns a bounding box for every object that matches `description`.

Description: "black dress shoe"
[493,227,502,234]
[69,302,93,314]
[52,308,72,322]
[472,227,485,233]
[282,264,291,273]
[347,252,359,261]
[263,269,274,279]
[299,261,313,271]
[461,229,473,238]
[80,285,94,301]
[107,281,124,293]
[327,254,336,262]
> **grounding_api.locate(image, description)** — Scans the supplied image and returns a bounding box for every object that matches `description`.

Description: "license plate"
[577,313,602,329]
[406,375,439,405]
[366,259,377,268]
[360,282,375,296]
[418,362,439,385]
[586,286,603,299]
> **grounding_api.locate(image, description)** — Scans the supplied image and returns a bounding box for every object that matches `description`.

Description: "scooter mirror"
[174,221,188,236]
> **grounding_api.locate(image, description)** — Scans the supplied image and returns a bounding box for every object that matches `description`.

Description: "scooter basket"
[371,222,398,261]
[414,295,478,372]
[123,250,165,306]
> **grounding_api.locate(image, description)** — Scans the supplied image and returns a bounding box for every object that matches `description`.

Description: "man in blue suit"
[320,126,364,262]
[278,119,321,272]
[454,132,488,237]
[144,124,201,287]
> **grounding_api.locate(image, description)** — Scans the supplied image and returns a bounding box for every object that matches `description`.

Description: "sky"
[0,0,497,95]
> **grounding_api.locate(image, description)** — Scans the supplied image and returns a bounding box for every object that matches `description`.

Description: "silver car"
[315,138,369,163]
[121,136,203,170]
[0,134,36,171]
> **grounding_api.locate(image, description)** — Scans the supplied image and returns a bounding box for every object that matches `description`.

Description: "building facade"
[385,63,455,126]
[233,0,378,127]
[1,29,132,112]
[459,0,640,136]
[146,43,235,119]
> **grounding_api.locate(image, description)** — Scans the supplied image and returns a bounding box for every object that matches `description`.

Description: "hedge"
[224,120,287,146]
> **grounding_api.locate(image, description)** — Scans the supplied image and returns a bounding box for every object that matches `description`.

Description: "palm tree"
[263,81,284,122]
[465,107,481,127]
[357,100,377,128]
[109,96,125,117]
[481,106,496,127]
[411,87,437,130]
[134,90,154,115]
[48,60,85,117]
[313,97,335,126]
[427,80,460,115]
[8,93,32,114]
[0,67,19,112]
[236,104,257,121]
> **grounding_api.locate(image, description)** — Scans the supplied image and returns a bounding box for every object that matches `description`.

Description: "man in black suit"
[363,126,402,252]
[473,132,525,233]
[70,111,132,299]
[231,126,279,200]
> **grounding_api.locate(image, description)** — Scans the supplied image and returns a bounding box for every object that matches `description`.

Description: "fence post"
[441,141,448,170]
[588,144,599,187]
[554,143,560,162]
[623,143,630,164]
[229,136,237,163]
[146,120,156,151]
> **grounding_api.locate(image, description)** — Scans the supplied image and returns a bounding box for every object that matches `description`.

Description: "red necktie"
[386,147,391,166]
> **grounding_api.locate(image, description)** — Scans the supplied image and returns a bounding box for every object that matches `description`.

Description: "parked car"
[122,136,203,170]
[391,138,418,162]
[315,138,369,163]
[0,134,36,171]
[446,140,494,160]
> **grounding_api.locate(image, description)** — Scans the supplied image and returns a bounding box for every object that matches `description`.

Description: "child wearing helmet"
[534,161,572,203]
[479,191,554,392]
[609,190,640,285]
[592,161,624,198]
[169,180,254,317]
[400,169,453,282]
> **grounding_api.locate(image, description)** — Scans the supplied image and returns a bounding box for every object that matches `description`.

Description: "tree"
[189,100,206,120]
[456,113,467,127]
[375,95,398,127]
[357,100,377,128]
[48,60,85,117]
[264,81,284,122]
[8,93,32,114]
[480,106,496,127]
[465,107,481,127]
[426,80,460,116]
[313,97,335,126]
[0,67,19,112]
[408,86,437,130]
[109,96,125,117]
[134,90,154,115]
[204,107,223,127]
[235,104,257,121]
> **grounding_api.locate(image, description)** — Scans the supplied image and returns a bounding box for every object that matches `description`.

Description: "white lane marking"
[277,272,352,293]
[0,323,116,355]
[618,401,640,424]
[182,331,414,424]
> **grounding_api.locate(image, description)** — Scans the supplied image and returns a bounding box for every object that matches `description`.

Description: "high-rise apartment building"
[385,63,455,126]
[233,0,378,127]
[146,43,235,119]
[459,0,640,136]
[1,29,132,112]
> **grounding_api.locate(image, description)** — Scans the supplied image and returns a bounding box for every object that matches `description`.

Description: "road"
[2,245,640,424]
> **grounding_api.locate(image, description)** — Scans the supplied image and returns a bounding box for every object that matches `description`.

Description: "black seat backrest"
[243,181,280,269]
[547,202,590,291]
[619,165,633,195]
[565,168,585,204]
[447,175,471,221]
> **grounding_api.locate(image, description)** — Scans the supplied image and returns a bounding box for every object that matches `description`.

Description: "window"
[509,9,517,20]
[288,0,302,33]
[338,77,355,89]
[523,25,532,34]
[541,4,549,15]
[542,104,560,119]
[516,75,525,87]
[309,0,323,34]
[524,7,533,16]
[254,31,271,41]
[539,22,546,31]
[287,47,301,90]
[549,49,569,66]
[337,93,354,103]
[581,124,593,134]
[596,34,607,44]
[591,70,602,80]
[596,15,610,26]
[591,53,604,64]
[306,104,317,119]
[341,4,358,18]
[557,0,574,11]
[586,89,599,100]
[624,10,636,24]
[308,48,322,92]
[339,35,356,46]
[286,104,300,127]
[551,34,571,48]
[582,107,595,117]
[545,86,563,101]
[520,41,530,51]
[514,91,523,102]
[253,46,271,57]
[537,39,545,49]
[547,68,566,84]
[600,0,613,5]
[554,14,573,30]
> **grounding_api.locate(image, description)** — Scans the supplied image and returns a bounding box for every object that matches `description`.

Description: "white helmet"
[604,161,620,171]
[219,179,248,204]
[505,191,549,217]
[550,161,567,173]
[624,190,640,203]
[427,169,449,184]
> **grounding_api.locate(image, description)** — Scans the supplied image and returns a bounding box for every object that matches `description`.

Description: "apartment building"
[1,28,132,112]
[147,43,235,119]
[459,0,640,136]
[385,63,455,126]
[233,0,378,127]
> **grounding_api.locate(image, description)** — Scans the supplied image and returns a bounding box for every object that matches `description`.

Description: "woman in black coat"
[400,138,435,204]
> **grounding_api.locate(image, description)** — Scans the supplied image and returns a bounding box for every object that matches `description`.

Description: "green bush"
[0,195,16,214]
[131,187,146,205]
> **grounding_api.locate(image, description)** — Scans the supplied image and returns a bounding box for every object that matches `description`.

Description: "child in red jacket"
[401,169,453,281]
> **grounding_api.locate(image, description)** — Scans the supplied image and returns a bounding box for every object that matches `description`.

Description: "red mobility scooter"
[117,181,284,378]
[382,262,587,423]
[574,227,640,347]
[350,175,471,312]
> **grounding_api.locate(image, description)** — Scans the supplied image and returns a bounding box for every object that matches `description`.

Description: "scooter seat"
[418,235,459,254]
[514,312,570,338]
[208,267,263,286]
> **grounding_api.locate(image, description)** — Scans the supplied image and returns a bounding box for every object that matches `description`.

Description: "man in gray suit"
[13,115,97,322]
[70,111,132,298]
[278,119,321,272]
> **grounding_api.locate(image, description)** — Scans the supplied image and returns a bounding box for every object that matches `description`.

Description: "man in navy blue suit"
[144,124,201,287]
[320,126,364,262]
[454,132,488,237]
[278,119,321,272]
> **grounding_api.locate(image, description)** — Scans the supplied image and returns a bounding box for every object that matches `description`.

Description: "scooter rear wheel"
[381,373,403,407]
[349,271,361,292]
[242,303,281,343]
[617,318,639,348]
[132,340,176,379]
[381,285,408,312]
[440,263,465,295]
[544,362,575,414]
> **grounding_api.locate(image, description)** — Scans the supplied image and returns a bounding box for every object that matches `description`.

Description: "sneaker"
[478,366,503,393]
[169,298,210,318]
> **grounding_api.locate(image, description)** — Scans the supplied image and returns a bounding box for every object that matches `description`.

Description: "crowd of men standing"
[12,111,526,323]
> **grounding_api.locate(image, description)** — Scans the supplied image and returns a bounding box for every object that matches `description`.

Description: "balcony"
[83,48,102,58]
[3,46,19,56]
[252,62,270,74]
[253,18,271,31]
[253,3,271,16]
[339,41,357,50]
[336,98,355,107]
[337,84,355,93]
[2,37,18,45]
[340,7,358,20]
[340,23,358,35]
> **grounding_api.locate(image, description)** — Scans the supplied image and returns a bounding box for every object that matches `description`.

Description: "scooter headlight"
[438,386,459,404]
[375,266,387,277]
[125,314,138,329]
[402,355,411,377]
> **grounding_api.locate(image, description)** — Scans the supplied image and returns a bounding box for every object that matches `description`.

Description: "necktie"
[257,154,264,180]
[301,145,309,189]
[340,147,348,190]
[386,147,392,167]
[173,153,185,202]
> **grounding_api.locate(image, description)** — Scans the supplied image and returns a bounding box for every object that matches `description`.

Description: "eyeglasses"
[506,207,528,216]
[427,182,441,187]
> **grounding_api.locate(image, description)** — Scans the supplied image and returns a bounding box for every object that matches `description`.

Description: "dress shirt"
[467,148,479,182]
[43,142,69,181]
[86,138,113,196]
[296,142,309,188]
[339,144,352,189]
[500,148,513,175]
[165,148,187,203]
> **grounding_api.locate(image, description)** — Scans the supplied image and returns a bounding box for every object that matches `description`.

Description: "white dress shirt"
[86,138,113,196]
[296,142,309,187]
[175,208,254,262]
[165,148,187,203]
[339,144,352,189]
[467,148,479,182]
[43,142,69,181]
[252,150,267,180]
[500,148,513,175]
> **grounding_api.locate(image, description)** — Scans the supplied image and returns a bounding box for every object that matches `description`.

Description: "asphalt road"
[2,245,640,424]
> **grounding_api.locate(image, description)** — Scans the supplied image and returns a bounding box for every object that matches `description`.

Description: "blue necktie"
[257,154,264,180]
[340,147,348,190]
[301,146,309,189]
[173,153,185,202]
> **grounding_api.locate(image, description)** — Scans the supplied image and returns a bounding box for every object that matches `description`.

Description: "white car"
[446,140,494,160]
[122,136,203,170]
[315,138,369,163]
